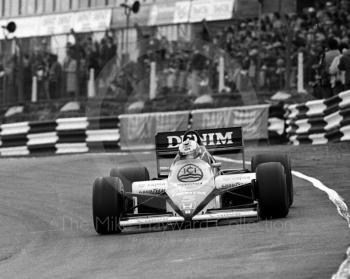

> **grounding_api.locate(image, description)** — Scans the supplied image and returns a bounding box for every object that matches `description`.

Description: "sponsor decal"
[173,191,207,197]
[221,182,246,190]
[177,164,203,182]
[167,135,184,148]
[178,182,203,187]
[139,188,165,195]
[215,173,255,191]
[133,181,167,195]
[181,202,196,210]
[167,132,236,148]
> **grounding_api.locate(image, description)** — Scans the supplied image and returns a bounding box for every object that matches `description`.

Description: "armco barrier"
[0,105,286,156]
[286,90,350,145]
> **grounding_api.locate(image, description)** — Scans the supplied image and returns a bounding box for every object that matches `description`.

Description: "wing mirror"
[212,162,222,168]
[160,166,170,175]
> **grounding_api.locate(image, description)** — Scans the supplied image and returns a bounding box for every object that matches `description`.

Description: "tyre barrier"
[0,116,120,156]
[0,105,286,156]
[286,90,350,145]
[268,103,287,144]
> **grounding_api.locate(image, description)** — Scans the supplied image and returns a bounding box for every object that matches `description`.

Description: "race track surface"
[0,143,350,279]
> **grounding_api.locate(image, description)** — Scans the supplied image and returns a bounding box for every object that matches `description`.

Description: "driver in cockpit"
[177,139,202,160]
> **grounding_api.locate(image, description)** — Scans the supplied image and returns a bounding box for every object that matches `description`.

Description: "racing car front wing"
[119,209,258,227]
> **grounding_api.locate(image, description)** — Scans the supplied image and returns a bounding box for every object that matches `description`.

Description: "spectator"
[33,55,49,100]
[86,39,100,76]
[233,57,257,105]
[22,54,32,101]
[324,38,340,73]
[99,38,109,68]
[329,43,348,94]
[304,43,320,88]
[48,54,62,99]
[189,45,209,96]
[78,48,88,97]
[276,57,286,89]
[0,56,4,102]
[338,48,350,90]
[316,38,340,98]
[63,46,78,98]
[174,49,188,90]
[106,36,117,62]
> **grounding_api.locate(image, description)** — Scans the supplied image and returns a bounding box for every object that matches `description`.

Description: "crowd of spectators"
[2,0,350,107]
[0,30,117,104]
[222,0,350,98]
[119,0,350,101]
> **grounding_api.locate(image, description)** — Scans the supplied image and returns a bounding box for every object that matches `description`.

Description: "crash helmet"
[178,139,201,159]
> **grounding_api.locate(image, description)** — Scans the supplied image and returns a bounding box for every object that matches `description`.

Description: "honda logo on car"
[167,131,235,148]
[177,164,203,182]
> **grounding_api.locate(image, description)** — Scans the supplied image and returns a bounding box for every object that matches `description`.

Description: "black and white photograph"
[0,0,350,278]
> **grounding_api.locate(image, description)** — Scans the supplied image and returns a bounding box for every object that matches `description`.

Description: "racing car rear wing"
[155,127,245,176]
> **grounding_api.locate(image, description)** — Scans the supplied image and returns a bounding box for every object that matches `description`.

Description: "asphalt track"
[0,143,350,279]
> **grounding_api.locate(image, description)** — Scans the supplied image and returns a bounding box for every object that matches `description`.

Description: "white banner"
[148,5,158,26]
[52,13,74,35]
[190,0,211,23]
[37,15,58,36]
[148,0,234,26]
[173,1,191,23]
[37,14,74,36]
[191,104,270,140]
[189,0,235,22]
[0,20,7,40]
[73,9,112,33]
[13,17,39,38]
[0,9,111,39]
[119,111,190,150]
[148,3,176,26]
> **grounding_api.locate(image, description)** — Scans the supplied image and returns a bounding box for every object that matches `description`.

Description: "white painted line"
[215,155,350,279]
[292,171,350,279]
[216,155,350,225]
[332,247,350,279]
[291,170,350,227]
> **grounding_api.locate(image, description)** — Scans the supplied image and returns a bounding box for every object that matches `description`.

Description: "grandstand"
[0,0,347,123]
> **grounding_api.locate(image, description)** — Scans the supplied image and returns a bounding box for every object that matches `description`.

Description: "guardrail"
[286,90,350,145]
[0,105,286,156]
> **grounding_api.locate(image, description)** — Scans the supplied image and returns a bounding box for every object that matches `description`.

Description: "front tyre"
[110,166,166,214]
[92,176,124,234]
[256,162,289,219]
[110,166,149,193]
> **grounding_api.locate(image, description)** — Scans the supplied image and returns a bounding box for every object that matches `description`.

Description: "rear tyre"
[255,162,289,219]
[251,153,293,206]
[110,166,166,214]
[92,176,124,234]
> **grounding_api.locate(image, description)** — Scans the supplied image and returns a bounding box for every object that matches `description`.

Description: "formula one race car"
[92,127,293,234]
